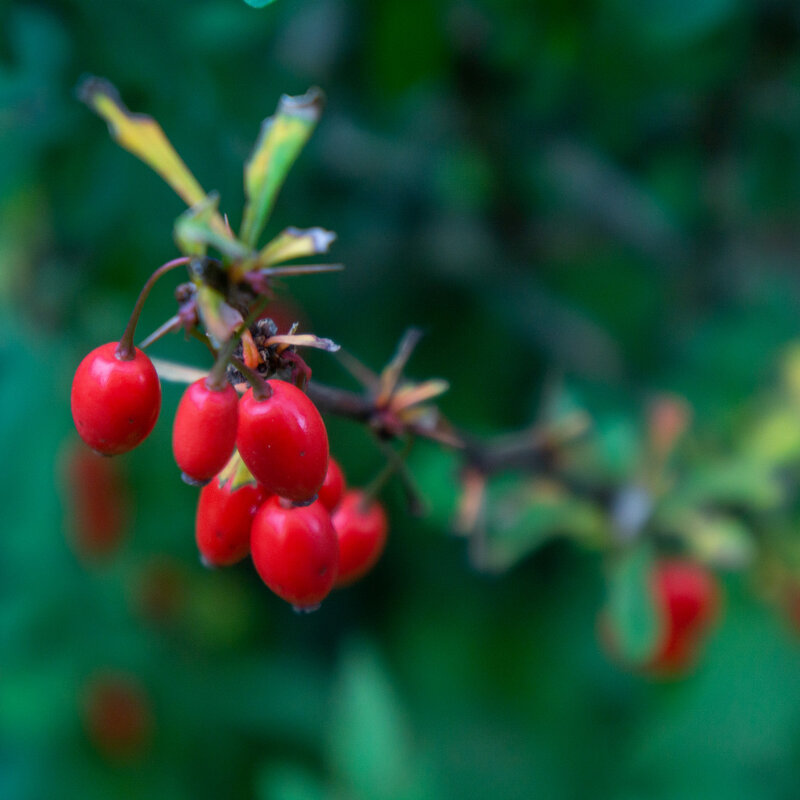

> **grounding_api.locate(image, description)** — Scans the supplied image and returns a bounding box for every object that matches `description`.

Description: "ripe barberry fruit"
[331,490,388,586]
[317,457,346,512]
[646,559,720,675]
[195,471,269,567]
[172,379,239,485]
[236,380,329,503]
[250,497,339,610]
[71,342,161,456]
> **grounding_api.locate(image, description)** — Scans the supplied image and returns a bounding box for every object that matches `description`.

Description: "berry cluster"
[71,336,388,611]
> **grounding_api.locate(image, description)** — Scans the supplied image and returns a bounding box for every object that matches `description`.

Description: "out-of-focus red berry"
[82,672,153,761]
[59,439,129,561]
[646,559,720,676]
[331,490,388,586]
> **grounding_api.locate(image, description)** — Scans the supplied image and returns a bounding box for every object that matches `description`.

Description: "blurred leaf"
[670,458,783,510]
[670,511,755,571]
[240,89,324,247]
[744,405,800,465]
[614,0,740,46]
[255,764,326,800]
[328,640,432,800]
[244,0,278,6]
[481,479,608,571]
[606,544,661,665]
[407,445,461,530]
[195,285,244,346]
[174,194,249,260]
[779,342,800,404]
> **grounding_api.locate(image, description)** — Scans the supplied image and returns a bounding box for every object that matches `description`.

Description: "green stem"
[116,256,191,360]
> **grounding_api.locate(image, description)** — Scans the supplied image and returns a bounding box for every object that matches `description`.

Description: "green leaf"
[174,193,250,260]
[606,544,662,665]
[244,0,278,6]
[240,88,325,247]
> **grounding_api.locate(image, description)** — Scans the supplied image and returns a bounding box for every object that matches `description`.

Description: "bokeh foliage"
[4,0,800,797]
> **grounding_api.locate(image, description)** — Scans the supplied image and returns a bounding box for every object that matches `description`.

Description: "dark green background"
[4,0,800,797]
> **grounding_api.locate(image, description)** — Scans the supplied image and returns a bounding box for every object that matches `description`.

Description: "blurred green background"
[5,0,800,797]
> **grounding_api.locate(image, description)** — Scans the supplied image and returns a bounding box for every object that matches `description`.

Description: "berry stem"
[229,357,271,401]
[137,314,182,350]
[116,256,192,361]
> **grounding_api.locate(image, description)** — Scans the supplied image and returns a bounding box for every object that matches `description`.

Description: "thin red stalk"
[116,256,191,360]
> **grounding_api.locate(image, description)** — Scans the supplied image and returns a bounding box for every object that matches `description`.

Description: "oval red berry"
[71,342,161,456]
[236,380,329,503]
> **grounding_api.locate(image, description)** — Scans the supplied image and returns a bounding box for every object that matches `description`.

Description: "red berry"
[82,672,153,761]
[646,559,720,675]
[331,490,388,586]
[250,497,339,609]
[318,457,346,512]
[195,472,269,567]
[172,379,239,484]
[59,439,129,561]
[236,380,329,503]
[71,342,161,455]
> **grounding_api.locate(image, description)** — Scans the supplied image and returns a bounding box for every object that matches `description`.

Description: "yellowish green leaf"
[257,226,336,266]
[240,88,325,247]
[80,78,203,206]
